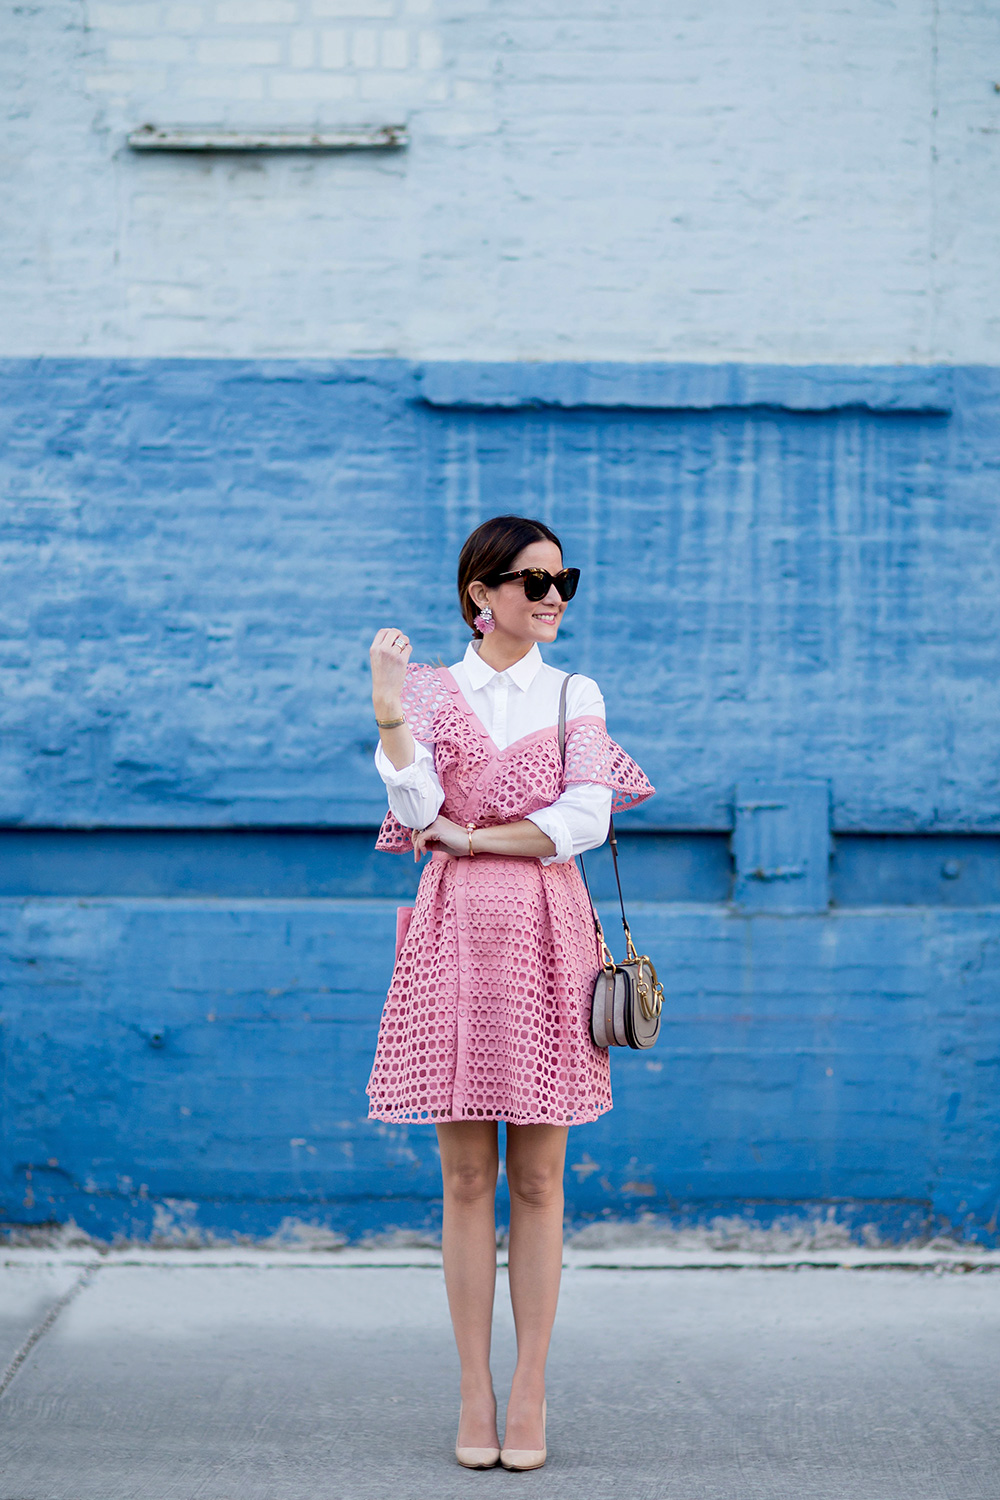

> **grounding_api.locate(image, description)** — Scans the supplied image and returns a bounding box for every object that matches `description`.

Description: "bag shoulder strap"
[558,674,635,961]
[557,670,572,763]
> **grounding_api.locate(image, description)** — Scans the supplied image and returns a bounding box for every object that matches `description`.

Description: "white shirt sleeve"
[527,782,613,865]
[525,670,612,865]
[374,739,445,830]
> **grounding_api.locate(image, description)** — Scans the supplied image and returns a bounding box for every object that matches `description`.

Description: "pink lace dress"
[366,664,655,1126]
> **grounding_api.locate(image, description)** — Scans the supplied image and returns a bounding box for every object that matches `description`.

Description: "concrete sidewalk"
[1,1248,998,1500]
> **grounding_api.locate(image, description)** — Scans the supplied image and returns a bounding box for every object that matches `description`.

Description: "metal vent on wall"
[127,124,408,152]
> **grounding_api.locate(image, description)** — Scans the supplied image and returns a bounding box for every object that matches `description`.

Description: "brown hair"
[457,514,563,636]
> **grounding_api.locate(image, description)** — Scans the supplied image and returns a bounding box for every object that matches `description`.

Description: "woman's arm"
[370,626,417,772]
[412,816,556,861]
[526,782,613,864]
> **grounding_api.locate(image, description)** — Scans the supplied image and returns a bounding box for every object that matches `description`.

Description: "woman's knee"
[507,1160,564,1212]
[441,1153,498,1206]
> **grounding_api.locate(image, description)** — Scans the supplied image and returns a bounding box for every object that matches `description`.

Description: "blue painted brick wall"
[1,359,999,1244]
[2,360,999,832]
[2,899,997,1244]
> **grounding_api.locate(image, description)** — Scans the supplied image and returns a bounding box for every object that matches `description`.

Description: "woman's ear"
[468,581,489,611]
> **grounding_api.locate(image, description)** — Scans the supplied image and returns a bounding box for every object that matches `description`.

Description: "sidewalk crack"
[0,1263,99,1400]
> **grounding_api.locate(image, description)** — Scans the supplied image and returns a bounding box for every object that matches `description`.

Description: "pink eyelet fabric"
[366,664,655,1126]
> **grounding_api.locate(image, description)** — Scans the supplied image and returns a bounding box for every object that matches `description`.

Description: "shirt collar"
[462,641,544,692]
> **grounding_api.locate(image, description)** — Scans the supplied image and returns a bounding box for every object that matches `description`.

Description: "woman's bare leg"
[436,1120,501,1448]
[503,1123,568,1451]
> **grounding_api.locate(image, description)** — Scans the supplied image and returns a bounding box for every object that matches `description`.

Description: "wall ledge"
[415,362,954,413]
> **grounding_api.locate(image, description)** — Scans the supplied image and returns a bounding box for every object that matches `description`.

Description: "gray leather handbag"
[558,676,664,1049]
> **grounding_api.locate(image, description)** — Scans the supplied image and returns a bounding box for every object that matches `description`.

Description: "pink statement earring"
[474,604,495,635]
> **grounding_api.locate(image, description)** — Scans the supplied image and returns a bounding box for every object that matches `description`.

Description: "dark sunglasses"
[486,566,581,602]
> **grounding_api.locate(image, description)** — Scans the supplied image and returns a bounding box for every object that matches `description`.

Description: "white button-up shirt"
[375,642,613,864]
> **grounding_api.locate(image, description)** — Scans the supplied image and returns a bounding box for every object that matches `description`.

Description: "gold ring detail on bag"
[635,956,664,1022]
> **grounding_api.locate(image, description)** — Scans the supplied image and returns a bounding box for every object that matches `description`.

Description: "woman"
[366,514,654,1471]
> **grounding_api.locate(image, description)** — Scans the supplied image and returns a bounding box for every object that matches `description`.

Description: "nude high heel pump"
[455,1404,500,1469]
[500,1399,547,1471]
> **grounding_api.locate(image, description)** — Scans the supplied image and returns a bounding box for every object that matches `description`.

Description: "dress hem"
[367,1102,612,1127]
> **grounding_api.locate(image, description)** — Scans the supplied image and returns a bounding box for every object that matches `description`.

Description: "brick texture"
[3,5,1000,1245]
[0,2,998,359]
[2,898,997,1242]
[1,359,998,833]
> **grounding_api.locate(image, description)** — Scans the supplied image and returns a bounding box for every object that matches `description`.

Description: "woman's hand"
[369,627,412,716]
[411,815,468,862]
[370,627,416,772]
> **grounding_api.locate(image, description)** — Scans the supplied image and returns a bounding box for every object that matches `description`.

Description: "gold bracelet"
[466,822,476,857]
[375,715,406,729]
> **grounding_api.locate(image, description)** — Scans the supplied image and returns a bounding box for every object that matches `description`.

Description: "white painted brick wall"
[0,0,998,360]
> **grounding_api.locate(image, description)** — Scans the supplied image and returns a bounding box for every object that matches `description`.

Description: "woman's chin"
[530,620,561,643]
